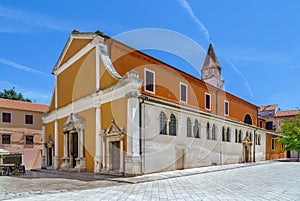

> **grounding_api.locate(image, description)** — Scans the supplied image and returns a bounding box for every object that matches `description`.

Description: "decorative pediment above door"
[102,119,125,141]
[63,113,85,133]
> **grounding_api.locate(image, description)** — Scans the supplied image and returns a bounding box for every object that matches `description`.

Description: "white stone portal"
[61,113,86,172]
[100,119,125,175]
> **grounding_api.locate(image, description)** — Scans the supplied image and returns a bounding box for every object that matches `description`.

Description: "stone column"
[101,133,106,172]
[75,127,86,171]
[94,107,102,173]
[120,138,124,173]
[41,124,46,167]
[106,141,110,171]
[125,91,142,176]
[53,119,59,169]
[61,132,69,168]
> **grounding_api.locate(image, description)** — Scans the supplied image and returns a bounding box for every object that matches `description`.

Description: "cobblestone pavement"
[1,162,300,200]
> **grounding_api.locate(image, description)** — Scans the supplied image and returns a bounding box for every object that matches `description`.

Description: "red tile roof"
[0,98,48,113]
[275,110,300,117]
[259,104,278,112]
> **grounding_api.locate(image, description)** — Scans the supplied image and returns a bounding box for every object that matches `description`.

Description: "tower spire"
[201,43,224,90]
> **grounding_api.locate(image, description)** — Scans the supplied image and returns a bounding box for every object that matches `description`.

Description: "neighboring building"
[42,31,266,175]
[0,98,48,169]
[259,105,300,160]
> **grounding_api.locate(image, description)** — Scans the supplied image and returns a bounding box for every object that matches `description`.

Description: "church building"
[42,30,266,175]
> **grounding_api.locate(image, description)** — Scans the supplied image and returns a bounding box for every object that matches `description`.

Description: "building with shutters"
[0,98,48,169]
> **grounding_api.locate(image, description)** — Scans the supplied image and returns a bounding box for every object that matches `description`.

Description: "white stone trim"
[55,75,58,109]
[180,82,188,103]
[54,37,104,75]
[24,113,34,125]
[224,100,229,116]
[144,68,155,94]
[1,111,12,124]
[96,45,100,91]
[205,93,211,111]
[44,76,142,124]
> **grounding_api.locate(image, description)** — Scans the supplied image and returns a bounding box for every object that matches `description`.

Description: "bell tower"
[201,43,224,90]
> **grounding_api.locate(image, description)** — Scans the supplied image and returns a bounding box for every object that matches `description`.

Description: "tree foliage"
[278,114,300,160]
[0,88,32,102]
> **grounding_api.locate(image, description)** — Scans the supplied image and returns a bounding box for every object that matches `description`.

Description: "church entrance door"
[71,132,78,168]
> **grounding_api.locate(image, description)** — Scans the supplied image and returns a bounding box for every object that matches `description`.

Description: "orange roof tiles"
[259,104,278,112]
[0,98,48,113]
[275,110,300,117]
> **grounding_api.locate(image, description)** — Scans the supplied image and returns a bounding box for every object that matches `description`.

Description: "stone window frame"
[159,111,167,135]
[226,127,231,142]
[224,100,229,116]
[25,134,34,146]
[1,133,11,145]
[212,124,216,140]
[193,119,200,138]
[1,112,12,124]
[25,114,34,125]
[180,82,188,103]
[206,122,210,140]
[187,117,192,137]
[169,114,177,136]
[205,93,211,111]
[144,68,155,94]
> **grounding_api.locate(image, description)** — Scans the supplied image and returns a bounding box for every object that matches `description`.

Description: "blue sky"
[0,0,299,110]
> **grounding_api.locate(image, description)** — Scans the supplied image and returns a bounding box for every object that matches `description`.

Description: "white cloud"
[0,5,69,32]
[178,0,210,41]
[221,57,254,98]
[0,57,50,77]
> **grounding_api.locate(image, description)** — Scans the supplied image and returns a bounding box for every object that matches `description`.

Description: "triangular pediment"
[105,119,125,135]
[63,113,85,132]
[52,31,99,73]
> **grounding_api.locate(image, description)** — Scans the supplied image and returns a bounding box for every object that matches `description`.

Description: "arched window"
[169,114,176,136]
[235,129,238,143]
[159,112,167,134]
[258,135,261,145]
[249,133,252,141]
[187,117,192,137]
[238,130,242,143]
[226,127,231,142]
[212,124,216,140]
[246,131,249,137]
[194,119,200,138]
[244,114,253,125]
[222,127,225,141]
[206,122,210,139]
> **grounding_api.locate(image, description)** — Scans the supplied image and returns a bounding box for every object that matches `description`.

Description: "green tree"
[278,114,300,161]
[0,87,32,102]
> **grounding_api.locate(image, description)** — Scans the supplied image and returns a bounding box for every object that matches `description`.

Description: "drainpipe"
[139,97,145,173]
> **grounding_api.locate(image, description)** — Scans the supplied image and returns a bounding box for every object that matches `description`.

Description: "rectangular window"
[259,120,262,128]
[25,135,34,145]
[271,138,276,150]
[2,112,11,123]
[265,121,273,130]
[180,82,188,103]
[224,101,229,116]
[2,134,11,144]
[25,114,34,125]
[205,93,211,110]
[144,68,155,93]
